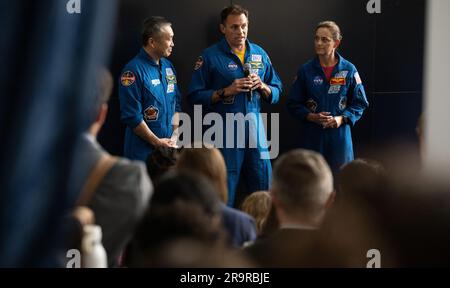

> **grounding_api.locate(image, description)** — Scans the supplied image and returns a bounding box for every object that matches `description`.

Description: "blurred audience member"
[240,191,271,237]
[177,147,257,247]
[245,149,334,267]
[146,146,179,185]
[126,171,228,267]
[74,68,152,266]
[337,158,386,204]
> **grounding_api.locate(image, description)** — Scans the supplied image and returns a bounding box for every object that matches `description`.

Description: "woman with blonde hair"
[287,21,369,174]
[240,191,272,237]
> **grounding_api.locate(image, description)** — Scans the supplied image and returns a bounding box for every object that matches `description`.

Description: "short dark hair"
[146,147,179,184]
[89,67,113,124]
[151,170,221,217]
[142,16,171,46]
[220,4,248,24]
[338,158,386,202]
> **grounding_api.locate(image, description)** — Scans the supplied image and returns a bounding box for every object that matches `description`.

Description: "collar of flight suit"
[312,51,345,71]
[218,37,254,62]
[139,47,161,67]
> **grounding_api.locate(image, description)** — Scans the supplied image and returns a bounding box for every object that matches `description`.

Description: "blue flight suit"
[119,48,182,162]
[188,38,282,207]
[287,52,369,173]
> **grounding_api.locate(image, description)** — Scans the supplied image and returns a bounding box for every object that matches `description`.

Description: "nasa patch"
[228,61,238,71]
[313,76,323,86]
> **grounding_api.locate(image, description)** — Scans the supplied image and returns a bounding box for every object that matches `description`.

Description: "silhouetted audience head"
[338,158,386,204]
[127,170,225,267]
[272,149,334,227]
[145,147,179,185]
[177,147,259,248]
[89,67,113,131]
[240,191,271,236]
[315,158,450,267]
[177,147,228,203]
[291,200,394,267]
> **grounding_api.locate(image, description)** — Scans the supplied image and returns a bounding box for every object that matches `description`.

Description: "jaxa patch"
[313,76,324,86]
[330,77,346,85]
[328,85,341,94]
[194,56,203,70]
[166,74,177,85]
[251,54,262,62]
[121,71,135,87]
[228,61,238,71]
[144,105,159,121]
[339,97,347,110]
[306,99,318,112]
[354,72,362,84]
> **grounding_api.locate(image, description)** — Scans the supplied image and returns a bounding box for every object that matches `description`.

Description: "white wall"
[424,0,450,178]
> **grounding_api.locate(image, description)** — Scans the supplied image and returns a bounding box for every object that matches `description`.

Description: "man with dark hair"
[119,16,181,162]
[188,5,283,207]
[74,68,153,267]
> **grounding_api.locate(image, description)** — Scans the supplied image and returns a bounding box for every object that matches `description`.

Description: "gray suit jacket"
[79,134,152,266]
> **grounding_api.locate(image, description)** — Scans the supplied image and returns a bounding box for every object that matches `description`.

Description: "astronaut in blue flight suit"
[287,21,368,173]
[119,16,181,162]
[188,5,282,207]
